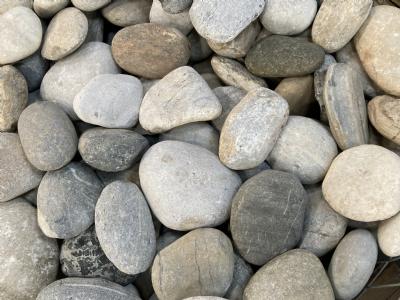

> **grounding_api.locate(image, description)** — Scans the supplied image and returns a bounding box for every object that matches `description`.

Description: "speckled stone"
[243,249,334,300]
[219,88,289,170]
[33,0,69,18]
[101,0,152,27]
[231,170,308,265]
[15,51,49,92]
[323,144,400,222]
[111,23,190,79]
[0,199,59,300]
[18,101,78,171]
[152,228,234,300]
[0,0,33,14]
[160,0,192,13]
[72,0,111,11]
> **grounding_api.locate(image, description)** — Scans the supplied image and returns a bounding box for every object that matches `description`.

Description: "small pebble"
[15,51,49,92]
[224,253,253,300]
[160,0,192,14]
[72,0,111,12]
[101,0,152,27]
[188,30,213,62]
[33,0,69,18]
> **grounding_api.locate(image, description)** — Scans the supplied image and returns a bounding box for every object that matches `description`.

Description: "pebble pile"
[1,0,400,299]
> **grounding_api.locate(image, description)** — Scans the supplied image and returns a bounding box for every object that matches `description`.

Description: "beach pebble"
[95,181,156,275]
[15,51,49,92]
[139,66,221,133]
[0,199,59,300]
[37,162,103,239]
[18,101,78,171]
[74,74,143,128]
[101,0,152,27]
[40,42,120,119]
[0,0,33,14]
[231,170,307,265]
[160,0,192,13]
[139,140,241,230]
[329,229,378,300]
[112,23,190,79]
[79,128,148,172]
[225,254,253,300]
[0,65,28,132]
[243,249,334,300]
[41,7,88,61]
[152,228,234,300]
[378,212,400,257]
[33,0,69,18]
[72,0,111,11]
[312,0,373,53]
[219,88,289,170]
[260,0,317,35]
[323,144,400,222]
[267,116,338,184]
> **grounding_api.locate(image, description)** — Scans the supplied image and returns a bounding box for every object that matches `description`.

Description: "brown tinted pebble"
[101,0,152,27]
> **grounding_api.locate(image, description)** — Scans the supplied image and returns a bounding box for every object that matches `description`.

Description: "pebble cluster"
[1,0,400,299]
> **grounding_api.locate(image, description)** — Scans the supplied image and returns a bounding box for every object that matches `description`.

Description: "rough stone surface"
[231,170,308,265]
[0,65,28,132]
[329,229,378,300]
[0,199,59,300]
[245,35,325,77]
[211,56,267,92]
[152,228,234,300]
[33,0,69,18]
[18,101,78,171]
[40,42,120,119]
[140,141,241,230]
[189,0,265,43]
[37,278,140,300]
[299,185,347,257]
[312,0,373,53]
[102,0,152,27]
[267,116,338,184]
[79,128,148,172]
[0,0,33,14]
[37,162,103,239]
[42,7,88,61]
[260,0,317,35]
[323,63,369,150]
[72,0,111,11]
[378,212,400,257]
[225,253,253,300]
[139,66,221,133]
[323,144,400,222]
[112,23,190,79]
[219,88,289,170]
[160,0,192,13]
[244,250,334,300]
[95,181,156,275]
[15,51,49,92]
[74,74,143,129]
[0,7,42,65]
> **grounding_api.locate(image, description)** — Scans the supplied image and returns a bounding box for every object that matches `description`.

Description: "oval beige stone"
[378,212,400,257]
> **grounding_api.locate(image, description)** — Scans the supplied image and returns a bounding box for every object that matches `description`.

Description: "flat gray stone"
[329,229,377,300]
[15,51,49,92]
[0,65,28,132]
[230,170,308,265]
[160,0,192,13]
[152,228,234,300]
[95,181,156,275]
[40,42,120,119]
[79,128,148,172]
[74,74,143,128]
[224,253,253,300]
[323,63,369,150]
[72,0,111,11]
[267,116,338,184]
[219,88,289,170]
[0,0,32,14]
[0,7,42,64]
[18,101,78,171]
[312,0,372,53]
[37,162,103,239]
[0,199,59,300]
[243,250,334,300]
[33,0,69,18]
[101,0,152,27]
[189,0,265,43]
[139,66,221,133]
[188,30,213,62]
[299,185,347,257]
[139,140,241,230]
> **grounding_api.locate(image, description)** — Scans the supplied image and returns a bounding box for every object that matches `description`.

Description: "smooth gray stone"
[40,42,120,119]
[139,141,241,231]
[124,284,141,298]
[18,101,78,171]
[22,188,38,206]
[0,199,59,300]
[160,0,192,13]
[101,0,152,27]
[243,250,335,300]
[189,0,265,43]
[79,128,148,172]
[141,79,160,95]
[28,90,42,106]
[84,12,104,42]
[299,185,347,257]
[0,133,43,202]
[323,63,369,150]
[95,181,156,275]
[193,58,214,74]
[0,7,42,65]
[0,0,33,14]
[15,51,49,92]
[230,170,308,265]
[96,164,140,187]
[224,253,253,300]
[152,228,234,300]
[201,73,222,89]
[60,226,135,285]
[37,162,103,239]
[37,278,140,300]
[72,0,111,11]
[238,162,270,182]
[329,229,377,300]
[188,30,213,62]
[156,231,184,252]
[33,0,69,18]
